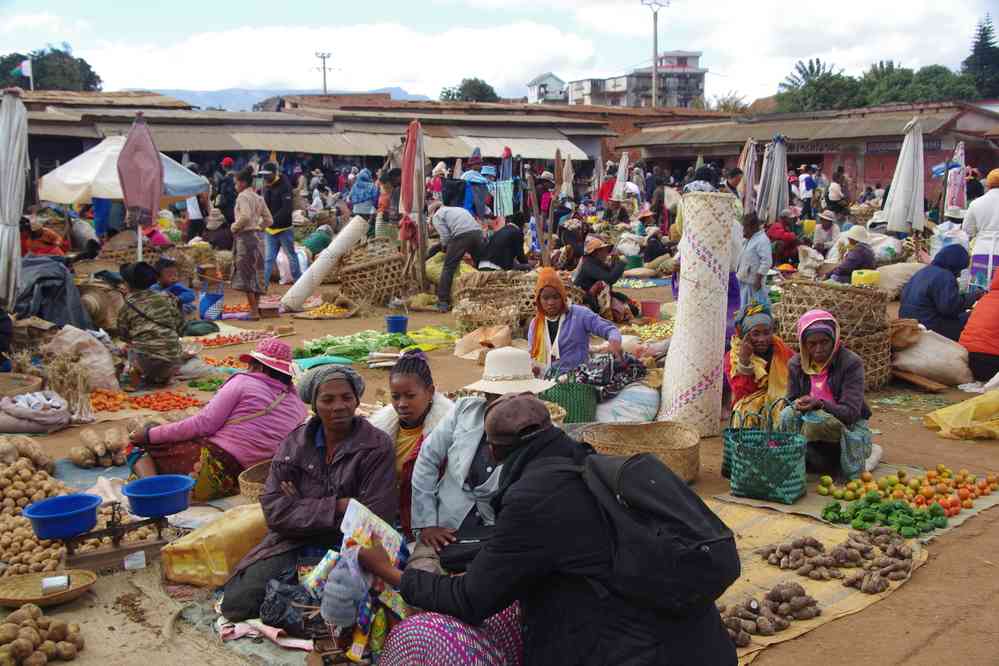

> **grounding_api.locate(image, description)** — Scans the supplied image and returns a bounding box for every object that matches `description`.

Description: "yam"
[8,638,32,660]
[792,606,820,620]
[0,624,18,645]
[754,616,775,636]
[55,642,77,661]
[44,622,66,643]
[789,596,816,611]
[733,630,751,647]
[67,448,95,469]
[104,428,126,453]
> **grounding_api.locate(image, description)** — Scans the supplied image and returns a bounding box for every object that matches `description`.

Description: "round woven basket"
[238,460,271,501]
[0,569,97,608]
[0,373,44,399]
[578,421,701,483]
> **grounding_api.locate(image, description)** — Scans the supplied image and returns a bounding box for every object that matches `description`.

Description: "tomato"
[962,499,974,509]
[958,488,971,501]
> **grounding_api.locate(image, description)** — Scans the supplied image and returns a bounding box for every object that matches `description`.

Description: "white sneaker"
[865,443,883,472]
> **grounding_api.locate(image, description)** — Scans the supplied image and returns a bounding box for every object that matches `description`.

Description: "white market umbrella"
[560,157,575,200]
[737,138,758,215]
[756,135,788,224]
[37,135,207,206]
[591,156,604,199]
[610,152,630,201]
[884,118,926,234]
[0,89,28,308]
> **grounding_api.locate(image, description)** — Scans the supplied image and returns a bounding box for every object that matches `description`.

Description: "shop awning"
[456,135,588,160]
[230,132,355,154]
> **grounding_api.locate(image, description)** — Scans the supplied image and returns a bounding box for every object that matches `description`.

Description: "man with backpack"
[358,392,737,666]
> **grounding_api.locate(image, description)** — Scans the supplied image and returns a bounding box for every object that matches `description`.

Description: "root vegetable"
[9,638,32,660]
[4,612,29,626]
[738,619,757,634]
[39,641,55,659]
[55,641,77,660]
[755,616,775,636]
[67,448,95,469]
[66,632,83,651]
[44,622,66,643]
[23,650,46,666]
[0,625,17,644]
[18,626,40,648]
[789,596,817,611]
[887,570,909,581]
[792,606,820,620]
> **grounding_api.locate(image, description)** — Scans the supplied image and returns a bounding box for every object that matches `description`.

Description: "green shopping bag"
[724,399,807,505]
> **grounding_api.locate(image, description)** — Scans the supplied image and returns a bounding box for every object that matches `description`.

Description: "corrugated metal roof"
[22,90,190,109]
[230,132,356,154]
[619,110,960,149]
[560,126,618,137]
[456,135,587,160]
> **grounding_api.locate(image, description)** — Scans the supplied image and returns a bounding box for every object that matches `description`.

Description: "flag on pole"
[8,60,30,78]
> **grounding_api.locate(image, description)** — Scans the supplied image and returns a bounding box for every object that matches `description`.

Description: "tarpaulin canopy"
[37,135,207,205]
[885,118,926,234]
[0,89,28,309]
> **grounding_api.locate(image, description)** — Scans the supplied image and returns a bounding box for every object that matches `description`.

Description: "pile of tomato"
[204,356,247,369]
[202,332,268,349]
[127,391,203,411]
[90,389,129,412]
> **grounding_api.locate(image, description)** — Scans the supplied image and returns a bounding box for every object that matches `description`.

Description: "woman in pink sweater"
[128,339,307,500]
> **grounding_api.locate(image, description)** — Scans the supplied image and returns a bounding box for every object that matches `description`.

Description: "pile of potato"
[0,603,85,664]
[0,460,70,523]
[0,439,54,477]
[0,516,65,578]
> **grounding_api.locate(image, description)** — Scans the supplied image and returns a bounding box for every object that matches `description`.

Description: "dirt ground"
[28,282,999,664]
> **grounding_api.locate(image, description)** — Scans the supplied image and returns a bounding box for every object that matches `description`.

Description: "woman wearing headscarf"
[724,303,794,422]
[358,393,736,666]
[899,244,981,341]
[348,168,379,219]
[429,161,447,201]
[220,365,397,622]
[529,267,621,375]
[781,310,876,480]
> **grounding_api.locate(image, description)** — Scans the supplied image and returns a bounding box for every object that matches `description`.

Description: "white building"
[526,73,566,104]
[568,51,707,108]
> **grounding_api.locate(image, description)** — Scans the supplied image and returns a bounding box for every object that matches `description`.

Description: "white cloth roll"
[281,216,369,311]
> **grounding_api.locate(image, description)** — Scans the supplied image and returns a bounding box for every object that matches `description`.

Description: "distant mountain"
[146,87,429,111]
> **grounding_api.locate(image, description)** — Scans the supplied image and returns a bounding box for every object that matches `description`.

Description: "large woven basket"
[238,460,271,501]
[97,244,163,266]
[10,318,59,355]
[0,570,97,608]
[783,327,891,391]
[336,238,406,305]
[774,279,888,340]
[578,421,701,483]
[0,373,44,399]
[453,270,584,333]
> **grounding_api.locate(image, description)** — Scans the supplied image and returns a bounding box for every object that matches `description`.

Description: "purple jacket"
[148,373,307,468]
[830,243,876,283]
[230,417,398,576]
[528,304,621,373]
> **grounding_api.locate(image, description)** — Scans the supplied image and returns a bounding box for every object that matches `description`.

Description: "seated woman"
[960,272,999,382]
[574,236,636,322]
[781,310,876,480]
[128,338,306,500]
[724,304,793,423]
[529,267,621,376]
[900,245,980,341]
[642,227,669,265]
[116,262,185,388]
[370,351,454,539]
[220,365,397,622]
[408,347,553,575]
[360,393,736,666]
[812,210,841,255]
[151,258,197,317]
[767,209,799,264]
[828,225,875,283]
[20,216,69,256]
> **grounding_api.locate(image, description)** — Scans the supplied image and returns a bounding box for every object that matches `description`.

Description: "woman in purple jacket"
[128,338,307,500]
[528,267,622,375]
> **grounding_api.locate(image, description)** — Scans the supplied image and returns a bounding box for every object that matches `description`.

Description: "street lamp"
[315,52,332,94]
[641,0,669,108]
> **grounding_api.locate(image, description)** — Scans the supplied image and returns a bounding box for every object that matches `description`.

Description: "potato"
[44,622,66,644]
[8,637,32,660]
[23,650,47,666]
[18,626,40,648]
[65,625,78,637]
[38,641,55,659]
[55,641,77,660]
[66,631,83,651]
[0,624,18,645]
[16,469,30,482]
[66,448,95,470]
[4,611,29,626]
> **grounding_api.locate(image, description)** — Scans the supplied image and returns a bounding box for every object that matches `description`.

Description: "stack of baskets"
[10,317,58,355]
[453,270,585,334]
[577,421,700,483]
[336,237,407,306]
[774,279,890,390]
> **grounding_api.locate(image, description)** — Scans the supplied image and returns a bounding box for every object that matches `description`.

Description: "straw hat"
[818,210,838,223]
[844,225,871,244]
[945,206,966,220]
[540,171,555,183]
[584,236,612,255]
[636,204,655,220]
[239,338,295,377]
[463,347,554,394]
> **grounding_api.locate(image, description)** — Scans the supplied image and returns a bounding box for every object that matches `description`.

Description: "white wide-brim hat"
[844,225,871,244]
[464,346,554,394]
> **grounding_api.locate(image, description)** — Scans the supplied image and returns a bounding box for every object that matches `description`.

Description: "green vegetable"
[850,517,870,531]
[900,526,918,539]
[932,515,948,529]
[928,503,946,518]
[863,491,882,504]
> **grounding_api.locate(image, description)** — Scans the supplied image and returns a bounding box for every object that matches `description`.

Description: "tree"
[779,59,840,91]
[692,91,749,114]
[439,78,500,102]
[775,73,865,112]
[962,14,999,97]
[0,46,102,90]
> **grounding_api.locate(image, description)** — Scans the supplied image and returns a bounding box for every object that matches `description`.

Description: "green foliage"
[0,46,102,91]
[962,13,999,97]
[439,77,500,102]
[776,72,864,112]
[779,58,839,91]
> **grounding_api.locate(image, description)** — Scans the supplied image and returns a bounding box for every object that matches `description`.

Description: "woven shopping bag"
[725,399,807,505]
[539,374,598,424]
[198,274,225,321]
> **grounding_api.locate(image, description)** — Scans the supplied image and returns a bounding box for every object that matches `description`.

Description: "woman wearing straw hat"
[574,236,636,321]
[407,347,553,576]
[812,210,841,255]
[127,338,307,501]
[828,225,876,283]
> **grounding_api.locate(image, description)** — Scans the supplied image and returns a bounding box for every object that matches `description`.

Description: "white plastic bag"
[616,233,642,257]
[277,246,312,285]
[0,391,70,433]
[595,383,660,423]
[41,325,120,391]
[877,262,925,300]
[892,329,974,386]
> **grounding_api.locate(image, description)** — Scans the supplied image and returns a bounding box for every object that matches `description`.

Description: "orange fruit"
[920,486,935,499]
[861,471,874,483]
[936,483,950,495]
[891,489,905,499]
[958,488,971,500]
[926,470,939,481]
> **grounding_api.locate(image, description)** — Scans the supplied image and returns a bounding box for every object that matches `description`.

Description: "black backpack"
[565,453,740,614]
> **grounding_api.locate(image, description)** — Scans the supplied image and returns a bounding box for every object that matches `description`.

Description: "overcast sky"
[1,0,992,102]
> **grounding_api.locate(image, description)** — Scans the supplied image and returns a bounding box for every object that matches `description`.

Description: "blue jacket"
[152,283,196,314]
[899,245,974,332]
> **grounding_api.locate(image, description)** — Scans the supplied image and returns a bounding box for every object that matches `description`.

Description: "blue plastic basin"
[385,315,408,334]
[122,475,195,517]
[23,494,102,540]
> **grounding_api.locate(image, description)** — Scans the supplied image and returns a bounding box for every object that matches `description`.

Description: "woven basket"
[10,318,58,355]
[774,279,888,340]
[97,245,163,266]
[453,270,584,333]
[337,239,406,305]
[539,382,598,424]
[0,373,43,399]
[578,421,700,483]
[445,390,567,427]
[0,569,97,608]
[728,431,807,505]
[238,460,271,501]
[783,328,891,391]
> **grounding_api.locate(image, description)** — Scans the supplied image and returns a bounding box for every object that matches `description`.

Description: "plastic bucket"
[23,494,102,539]
[640,301,661,319]
[123,475,195,517]
[802,219,816,235]
[385,315,409,334]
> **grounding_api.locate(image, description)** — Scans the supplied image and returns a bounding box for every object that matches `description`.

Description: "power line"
[315,52,332,94]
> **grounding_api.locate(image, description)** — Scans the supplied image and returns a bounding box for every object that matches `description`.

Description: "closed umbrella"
[884,118,926,234]
[945,141,966,210]
[117,114,163,262]
[398,120,426,287]
[737,138,758,214]
[591,156,604,200]
[560,157,575,200]
[610,152,630,201]
[756,134,788,224]
[0,88,28,308]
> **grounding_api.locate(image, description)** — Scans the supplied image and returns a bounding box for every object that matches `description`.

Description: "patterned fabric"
[231,231,266,294]
[130,436,244,501]
[563,352,646,401]
[779,407,872,481]
[116,289,184,363]
[381,604,523,666]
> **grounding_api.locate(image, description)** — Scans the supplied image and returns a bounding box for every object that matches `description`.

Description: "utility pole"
[315,52,332,94]
[641,0,668,108]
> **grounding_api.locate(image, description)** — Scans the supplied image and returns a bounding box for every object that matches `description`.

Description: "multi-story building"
[567,51,707,108]
[526,73,566,104]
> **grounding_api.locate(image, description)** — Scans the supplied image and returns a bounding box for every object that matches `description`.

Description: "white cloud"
[77,22,595,97]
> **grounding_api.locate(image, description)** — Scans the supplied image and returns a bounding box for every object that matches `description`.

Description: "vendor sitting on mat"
[574,236,637,322]
[781,309,878,480]
[899,244,982,342]
[127,338,307,500]
[116,261,185,389]
[151,258,197,317]
[529,267,622,376]
[220,365,397,622]
[408,346,553,575]
[724,303,793,422]
[960,272,999,382]
[767,209,800,264]
[828,225,876,283]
